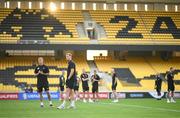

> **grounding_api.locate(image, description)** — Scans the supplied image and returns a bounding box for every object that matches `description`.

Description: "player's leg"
[74,90,77,101]
[156,88,161,100]
[59,86,63,101]
[92,87,95,102]
[96,91,99,102]
[95,85,99,102]
[46,91,53,106]
[39,91,44,107]
[37,85,44,107]
[60,89,64,101]
[45,85,53,106]
[112,84,117,102]
[170,86,176,103]
[166,84,171,103]
[83,91,87,103]
[77,88,80,101]
[44,83,53,106]
[57,87,70,109]
[166,90,171,103]
[69,89,76,108]
[87,90,93,102]
[112,90,118,102]
[74,86,79,101]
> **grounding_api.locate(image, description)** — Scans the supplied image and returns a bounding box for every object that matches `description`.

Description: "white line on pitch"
[94,102,180,113]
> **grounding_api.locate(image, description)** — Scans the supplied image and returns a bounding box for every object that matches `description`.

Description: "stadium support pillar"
[114,51,127,60]
[160,51,172,61]
[0,50,8,58]
[108,51,115,59]
[55,50,63,60]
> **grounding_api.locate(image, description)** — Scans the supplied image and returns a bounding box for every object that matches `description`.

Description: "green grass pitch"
[0,99,180,118]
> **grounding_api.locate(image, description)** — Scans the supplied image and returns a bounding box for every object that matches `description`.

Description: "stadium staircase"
[87,60,98,73]
[76,23,87,38]
[82,11,106,40]
[114,68,140,86]
[87,60,109,91]
[82,11,92,21]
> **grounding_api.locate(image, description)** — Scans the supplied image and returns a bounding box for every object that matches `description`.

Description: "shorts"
[112,84,117,90]
[66,79,74,89]
[82,86,89,92]
[74,86,79,91]
[37,82,49,93]
[60,86,64,91]
[168,84,175,92]
[92,85,98,93]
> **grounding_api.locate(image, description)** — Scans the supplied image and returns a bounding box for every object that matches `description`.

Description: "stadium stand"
[0,8,180,93]
[0,56,179,92]
[0,56,90,92]
[0,8,180,42]
[90,10,180,40]
[94,56,180,91]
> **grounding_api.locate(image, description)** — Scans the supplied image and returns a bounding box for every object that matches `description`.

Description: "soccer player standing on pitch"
[111,69,118,103]
[154,73,162,100]
[34,57,53,107]
[91,70,100,102]
[166,67,176,103]
[74,71,80,101]
[81,69,93,103]
[57,53,76,109]
[59,70,66,101]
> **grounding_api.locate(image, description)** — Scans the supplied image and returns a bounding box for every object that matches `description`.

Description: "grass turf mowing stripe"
[94,101,180,113]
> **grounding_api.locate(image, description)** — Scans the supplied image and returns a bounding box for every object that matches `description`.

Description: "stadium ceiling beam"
[1,44,180,51]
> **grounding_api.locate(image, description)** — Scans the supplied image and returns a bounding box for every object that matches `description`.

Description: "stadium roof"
[3,0,180,4]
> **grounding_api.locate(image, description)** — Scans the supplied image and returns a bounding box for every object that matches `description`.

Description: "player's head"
[156,72,161,77]
[94,70,97,74]
[61,70,65,75]
[170,67,174,72]
[38,57,44,65]
[66,53,72,61]
[82,68,85,73]
[111,68,115,74]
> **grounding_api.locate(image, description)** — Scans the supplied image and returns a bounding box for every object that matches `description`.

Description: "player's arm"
[34,72,39,76]
[165,73,168,83]
[94,79,99,81]
[154,79,157,89]
[91,76,94,83]
[81,75,85,81]
[34,67,39,76]
[85,75,89,81]
[40,67,49,76]
[115,77,118,84]
[84,77,89,81]
[68,68,74,79]
[41,72,49,76]
[59,76,62,86]
[94,75,100,81]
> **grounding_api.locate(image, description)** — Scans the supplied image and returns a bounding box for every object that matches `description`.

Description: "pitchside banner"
[109,92,126,99]
[18,92,60,100]
[0,93,18,100]
[126,92,166,99]
[109,92,170,99]
[1,92,180,100]
[74,92,109,99]
[60,92,109,99]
